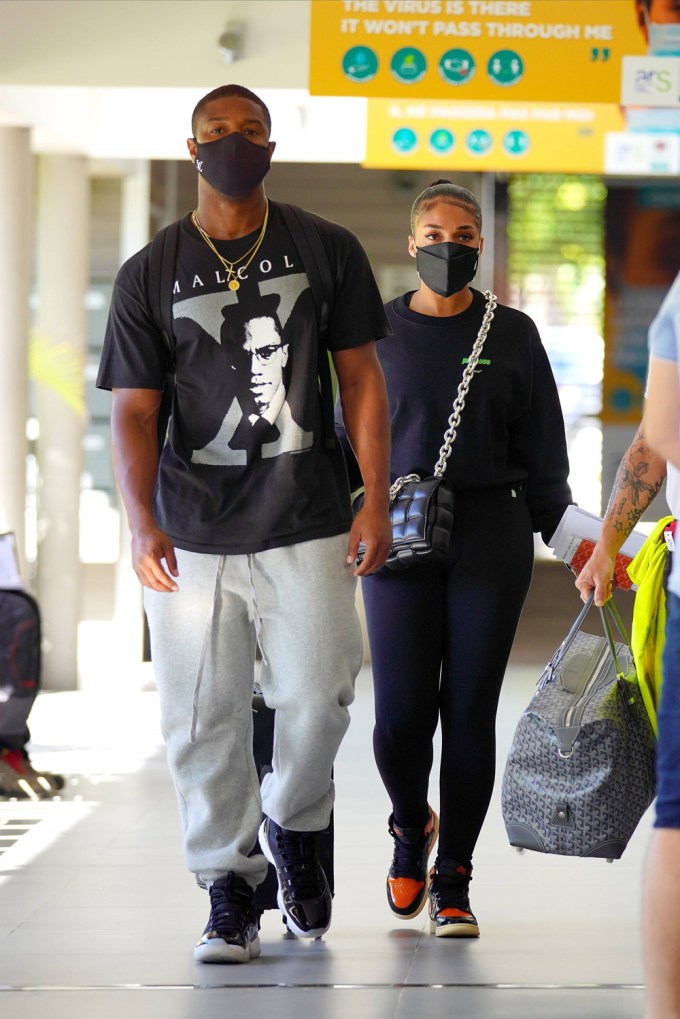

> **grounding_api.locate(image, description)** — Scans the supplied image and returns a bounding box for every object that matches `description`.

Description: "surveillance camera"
[218,22,245,63]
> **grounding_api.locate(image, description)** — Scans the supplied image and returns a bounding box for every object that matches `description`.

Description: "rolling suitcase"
[251,693,335,920]
[0,588,41,750]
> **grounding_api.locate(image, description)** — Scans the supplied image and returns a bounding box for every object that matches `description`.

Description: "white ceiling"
[0,1,368,163]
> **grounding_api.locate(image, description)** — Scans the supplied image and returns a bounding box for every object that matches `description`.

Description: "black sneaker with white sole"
[258,817,332,938]
[194,873,261,963]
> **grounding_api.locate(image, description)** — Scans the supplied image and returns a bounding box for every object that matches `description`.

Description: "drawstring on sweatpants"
[247,555,268,670]
[190,555,226,743]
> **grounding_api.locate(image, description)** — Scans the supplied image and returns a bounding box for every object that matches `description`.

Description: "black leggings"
[362,486,534,865]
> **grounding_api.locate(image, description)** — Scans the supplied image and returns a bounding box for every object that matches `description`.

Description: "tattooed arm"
[574,422,667,606]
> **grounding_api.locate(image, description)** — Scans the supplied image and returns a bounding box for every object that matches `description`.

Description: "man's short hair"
[191,85,272,138]
[222,293,283,343]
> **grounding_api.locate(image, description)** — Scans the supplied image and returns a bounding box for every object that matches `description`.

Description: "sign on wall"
[310,0,646,103]
[364,98,626,172]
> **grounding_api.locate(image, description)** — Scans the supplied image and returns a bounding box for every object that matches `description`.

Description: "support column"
[35,155,89,690]
[478,172,496,295]
[0,127,32,572]
[113,161,151,674]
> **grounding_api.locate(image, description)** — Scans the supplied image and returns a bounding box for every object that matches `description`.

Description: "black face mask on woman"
[193,131,271,198]
[415,241,480,298]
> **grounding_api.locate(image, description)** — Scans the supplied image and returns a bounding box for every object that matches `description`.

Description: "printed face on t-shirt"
[241,315,289,417]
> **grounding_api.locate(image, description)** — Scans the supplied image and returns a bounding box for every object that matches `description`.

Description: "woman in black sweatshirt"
[336,180,572,938]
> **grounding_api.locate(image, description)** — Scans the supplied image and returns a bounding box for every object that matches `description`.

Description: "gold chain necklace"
[191,201,269,292]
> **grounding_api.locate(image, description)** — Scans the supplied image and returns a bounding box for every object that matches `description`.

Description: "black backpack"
[146,202,338,451]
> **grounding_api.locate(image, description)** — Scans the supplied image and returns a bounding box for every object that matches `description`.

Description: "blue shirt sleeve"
[648,271,680,364]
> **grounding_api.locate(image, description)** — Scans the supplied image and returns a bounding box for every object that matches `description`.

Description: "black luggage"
[0,589,41,749]
[251,693,335,917]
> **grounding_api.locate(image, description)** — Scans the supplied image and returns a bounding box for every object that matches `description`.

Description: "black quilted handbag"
[501,593,656,861]
[356,291,497,571]
[355,473,454,571]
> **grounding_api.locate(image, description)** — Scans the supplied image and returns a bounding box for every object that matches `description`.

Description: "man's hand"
[131,523,179,592]
[574,540,615,607]
[346,501,392,576]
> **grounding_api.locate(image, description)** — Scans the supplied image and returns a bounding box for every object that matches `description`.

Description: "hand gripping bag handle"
[543,592,631,682]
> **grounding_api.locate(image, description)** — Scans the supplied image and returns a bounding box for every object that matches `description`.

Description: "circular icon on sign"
[466,129,493,155]
[610,386,634,414]
[430,128,455,155]
[342,46,379,83]
[391,48,427,84]
[392,127,418,154]
[487,49,524,86]
[439,49,476,86]
[503,129,530,156]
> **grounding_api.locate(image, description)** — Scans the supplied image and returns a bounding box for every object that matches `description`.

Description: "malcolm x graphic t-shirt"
[97,203,389,555]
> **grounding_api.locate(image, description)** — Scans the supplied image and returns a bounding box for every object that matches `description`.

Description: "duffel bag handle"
[543,592,631,682]
[599,598,631,678]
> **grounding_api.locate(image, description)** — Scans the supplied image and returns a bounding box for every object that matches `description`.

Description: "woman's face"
[637,0,680,41]
[408,200,483,258]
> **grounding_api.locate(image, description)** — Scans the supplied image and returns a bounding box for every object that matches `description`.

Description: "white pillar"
[0,127,32,572]
[113,161,151,673]
[478,172,496,294]
[35,155,89,690]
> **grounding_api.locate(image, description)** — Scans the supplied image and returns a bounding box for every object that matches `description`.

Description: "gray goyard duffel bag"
[502,593,656,861]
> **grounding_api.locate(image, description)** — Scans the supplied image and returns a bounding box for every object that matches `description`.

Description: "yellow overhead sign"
[364,98,626,172]
[310,0,646,103]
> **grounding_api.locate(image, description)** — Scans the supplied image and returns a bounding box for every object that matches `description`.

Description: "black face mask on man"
[193,131,271,198]
[415,241,480,298]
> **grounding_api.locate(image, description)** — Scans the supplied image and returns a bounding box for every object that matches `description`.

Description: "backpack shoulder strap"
[275,202,334,328]
[147,220,181,364]
[147,220,181,450]
[275,202,337,449]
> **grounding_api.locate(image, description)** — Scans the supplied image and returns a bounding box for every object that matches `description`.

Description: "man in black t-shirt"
[97,84,391,963]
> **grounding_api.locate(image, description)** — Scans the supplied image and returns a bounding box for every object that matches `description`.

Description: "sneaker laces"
[270,826,325,900]
[207,874,254,937]
[432,859,473,913]
[388,814,429,880]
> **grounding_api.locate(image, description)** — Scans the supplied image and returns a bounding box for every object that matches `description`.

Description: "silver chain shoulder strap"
[390,290,497,501]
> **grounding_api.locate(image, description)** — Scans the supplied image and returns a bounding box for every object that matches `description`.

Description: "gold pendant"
[228,279,240,291]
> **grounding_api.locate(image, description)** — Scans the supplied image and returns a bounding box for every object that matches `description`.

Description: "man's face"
[242,317,288,411]
[188,96,275,160]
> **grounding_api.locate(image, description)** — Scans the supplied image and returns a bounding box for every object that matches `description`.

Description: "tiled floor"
[0,641,651,1019]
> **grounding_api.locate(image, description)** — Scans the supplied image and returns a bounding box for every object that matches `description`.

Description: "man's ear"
[281,342,289,367]
[268,140,276,157]
[187,137,197,162]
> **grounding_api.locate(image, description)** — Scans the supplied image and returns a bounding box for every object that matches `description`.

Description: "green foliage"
[29,330,86,418]
[507,174,606,326]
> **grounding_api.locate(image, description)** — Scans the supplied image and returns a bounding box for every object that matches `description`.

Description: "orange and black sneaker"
[386,806,439,919]
[428,859,480,938]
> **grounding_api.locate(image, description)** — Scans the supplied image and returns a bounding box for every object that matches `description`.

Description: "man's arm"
[111,387,179,592]
[645,356,680,471]
[333,343,392,576]
[575,421,666,606]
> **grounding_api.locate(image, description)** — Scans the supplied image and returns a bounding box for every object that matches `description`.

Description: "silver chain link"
[433,290,497,478]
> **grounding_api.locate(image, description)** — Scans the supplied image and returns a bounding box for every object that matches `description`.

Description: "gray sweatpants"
[143,533,363,888]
